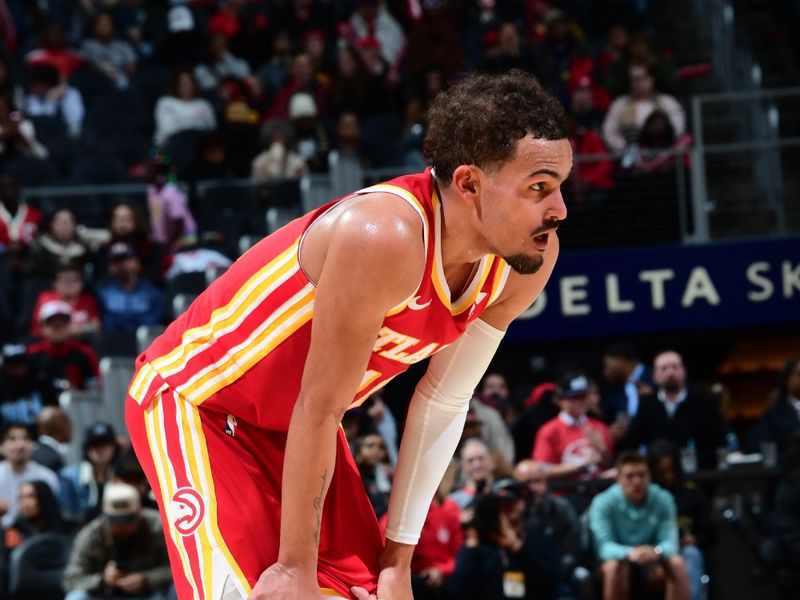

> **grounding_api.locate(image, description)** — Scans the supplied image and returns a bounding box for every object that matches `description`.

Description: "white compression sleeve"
[384,318,505,544]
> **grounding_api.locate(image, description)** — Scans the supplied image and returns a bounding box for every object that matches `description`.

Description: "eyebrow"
[528,167,570,181]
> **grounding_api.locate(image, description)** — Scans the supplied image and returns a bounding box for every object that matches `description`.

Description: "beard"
[662,379,683,394]
[503,252,544,275]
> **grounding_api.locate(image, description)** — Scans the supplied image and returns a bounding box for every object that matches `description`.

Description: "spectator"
[112,448,157,511]
[26,207,92,277]
[649,440,713,600]
[478,372,511,413]
[622,350,727,470]
[447,482,562,599]
[163,245,233,282]
[158,5,203,69]
[146,151,198,252]
[153,69,217,147]
[251,118,308,181]
[760,431,800,575]
[756,356,800,460]
[100,202,162,280]
[362,394,398,467]
[24,22,85,80]
[27,299,99,391]
[329,44,388,118]
[62,482,173,600]
[80,12,137,89]
[627,110,693,174]
[328,111,367,197]
[530,10,592,100]
[268,52,331,120]
[511,382,559,462]
[481,21,539,74]
[469,395,515,467]
[60,421,120,525]
[355,431,393,518]
[601,341,654,427]
[602,61,685,154]
[0,343,55,427]
[589,451,690,600]
[96,242,164,333]
[0,95,49,162]
[194,33,251,95]
[449,437,496,514]
[30,263,101,339]
[567,80,614,202]
[289,92,330,173]
[0,422,60,528]
[32,405,72,472]
[348,0,406,72]
[3,480,66,551]
[0,54,25,109]
[259,28,293,95]
[0,172,42,261]
[23,63,85,138]
[532,372,614,481]
[605,32,677,98]
[189,131,237,181]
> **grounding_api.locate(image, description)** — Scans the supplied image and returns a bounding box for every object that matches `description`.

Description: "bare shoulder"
[481,234,560,330]
[306,192,426,308]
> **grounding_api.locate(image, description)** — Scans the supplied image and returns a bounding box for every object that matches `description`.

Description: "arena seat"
[99,356,136,434]
[136,324,165,354]
[7,533,72,600]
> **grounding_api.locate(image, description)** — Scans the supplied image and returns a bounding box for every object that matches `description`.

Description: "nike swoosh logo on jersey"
[408,296,432,310]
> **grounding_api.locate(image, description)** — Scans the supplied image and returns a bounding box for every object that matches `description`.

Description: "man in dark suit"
[601,342,654,421]
[623,350,726,470]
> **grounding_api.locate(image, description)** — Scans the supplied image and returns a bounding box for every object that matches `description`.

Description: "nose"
[548,189,568,222]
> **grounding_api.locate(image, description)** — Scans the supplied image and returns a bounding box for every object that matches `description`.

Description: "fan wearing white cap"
[62,482,174,599]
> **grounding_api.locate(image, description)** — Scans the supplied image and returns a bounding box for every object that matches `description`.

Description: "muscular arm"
[277,196,425,574]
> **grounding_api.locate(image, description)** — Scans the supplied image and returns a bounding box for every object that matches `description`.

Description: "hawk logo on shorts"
[224,414,237,437]
[171,487,205,536]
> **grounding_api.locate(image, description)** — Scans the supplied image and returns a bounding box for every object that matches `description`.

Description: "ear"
[450,165,481,199]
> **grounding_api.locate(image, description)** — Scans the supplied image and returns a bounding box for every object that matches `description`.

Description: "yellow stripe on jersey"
[451,257,496,315]
[429,188,451,310]
[350,374,399,409]
[129,242,300,401]
[177,283,316,405]
[488,260,512,305]
[145,395,203,600]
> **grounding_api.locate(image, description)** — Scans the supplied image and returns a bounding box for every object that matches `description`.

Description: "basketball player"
[125,70,571,600]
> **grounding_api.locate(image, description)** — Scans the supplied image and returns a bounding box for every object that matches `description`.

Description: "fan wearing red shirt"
[27,300,99,391]
[533,373,614,481]
[30,264,101,338]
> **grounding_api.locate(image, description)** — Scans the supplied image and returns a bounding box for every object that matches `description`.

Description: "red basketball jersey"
[128,169,511,430]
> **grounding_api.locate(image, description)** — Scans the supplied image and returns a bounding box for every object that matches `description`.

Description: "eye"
[530,182,546,192]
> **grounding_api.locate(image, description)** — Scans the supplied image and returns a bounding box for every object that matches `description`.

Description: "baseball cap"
[557,373,590,398]
[109,242,136,261]
[289,93,317,120]
[1,343,27,362]
[38,299,73,324]
[85,421,116,446]
[103,482,141,523]
[168,6,194,33]
[492,478,527,501]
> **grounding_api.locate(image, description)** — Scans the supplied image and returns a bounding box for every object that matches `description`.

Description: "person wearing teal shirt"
[589,451,690,600]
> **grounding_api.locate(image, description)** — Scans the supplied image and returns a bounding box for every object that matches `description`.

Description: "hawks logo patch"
[171,487,205,536]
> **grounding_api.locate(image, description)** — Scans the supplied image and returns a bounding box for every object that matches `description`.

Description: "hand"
[493,513,522,552]
[352,564,413,600]
[628,546,659,565]
[635,380,654,397]
[583,425,606,453]
[116,572,146,594]
[420,567,444,588]
[103,561,121,587]
[249,563,323,600]
[609,420,629,442]
[463,526,479,548]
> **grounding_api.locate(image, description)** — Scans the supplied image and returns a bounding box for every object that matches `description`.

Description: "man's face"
[292,53,312,85]
[602,356,628,385]
[481,374,509,403]
[461,441,494,484]
[473,137,571,275]
[54,270,83,300]
[560,394,588,420]
[514,462,548,502]
[42,315,71,344]
[111,206,136,237]
[110,518,140,539]
[653,455,677,489]
[2,427,33,466]
[653,351,686,394]
[619,462,650,504]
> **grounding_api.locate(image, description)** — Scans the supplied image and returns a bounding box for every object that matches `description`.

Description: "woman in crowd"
[25,208,91,277]
[153,69,217,147]
[355,431,393,518]
[80,12,137,89]
[4,480,67,551]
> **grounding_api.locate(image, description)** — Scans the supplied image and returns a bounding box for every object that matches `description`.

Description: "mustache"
[531,220,561,237]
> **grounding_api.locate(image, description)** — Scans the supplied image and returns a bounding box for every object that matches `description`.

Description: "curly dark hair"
[423,70,567,186]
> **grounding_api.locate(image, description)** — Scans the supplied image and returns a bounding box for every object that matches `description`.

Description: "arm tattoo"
[312,469,328,548]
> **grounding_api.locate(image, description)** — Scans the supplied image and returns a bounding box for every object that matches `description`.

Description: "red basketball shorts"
[125,388,383,600]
